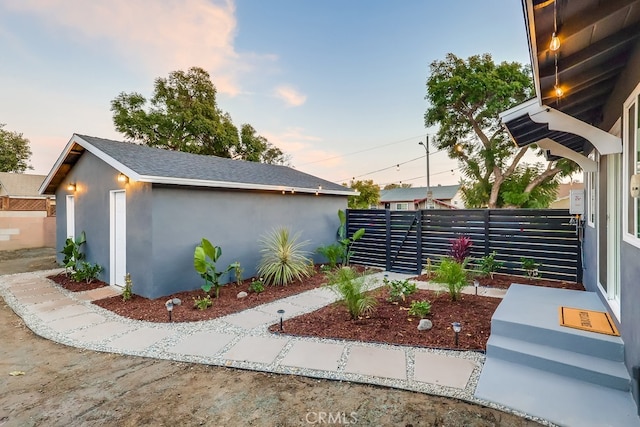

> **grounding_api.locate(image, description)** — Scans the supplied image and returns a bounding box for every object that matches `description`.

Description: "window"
[623,85,640,246]
[587,151,596,227]
[395,203,408,211]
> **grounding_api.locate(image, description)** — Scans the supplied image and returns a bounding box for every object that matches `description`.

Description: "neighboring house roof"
[379,185,460,203]
[0,172,47,197]
[40,134,355,196]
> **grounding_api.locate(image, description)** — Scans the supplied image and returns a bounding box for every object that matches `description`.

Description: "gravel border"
[0,269,555,426]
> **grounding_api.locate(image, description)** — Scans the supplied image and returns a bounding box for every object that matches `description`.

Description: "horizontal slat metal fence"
[347,209,580,282]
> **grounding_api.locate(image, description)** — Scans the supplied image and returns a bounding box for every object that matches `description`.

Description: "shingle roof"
[379,185,460,202]
[41,134,353,196]
[0,172,47,197]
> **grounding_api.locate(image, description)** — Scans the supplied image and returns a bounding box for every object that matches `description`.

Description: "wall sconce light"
[452,322,462,347]
[117,173,128,184]
[67,183,76,191]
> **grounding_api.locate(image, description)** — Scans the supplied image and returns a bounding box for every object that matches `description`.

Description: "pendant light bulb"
[549,33,560,52]
[554,85,564,98]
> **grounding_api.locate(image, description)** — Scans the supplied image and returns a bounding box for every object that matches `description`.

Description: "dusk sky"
[0,1,532,188]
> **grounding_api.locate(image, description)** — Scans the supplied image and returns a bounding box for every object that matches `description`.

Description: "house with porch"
[474,0,640,425]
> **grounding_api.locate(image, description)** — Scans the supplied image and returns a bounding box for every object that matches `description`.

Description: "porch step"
[475,284,639,426]
[487,334,629,391]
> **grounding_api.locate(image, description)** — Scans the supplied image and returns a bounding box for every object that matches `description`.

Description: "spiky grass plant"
[325,266,377,319]
[257,227,311,286]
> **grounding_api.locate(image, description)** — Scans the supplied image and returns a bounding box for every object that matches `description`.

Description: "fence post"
[484,209,490,256]
[415,210,423,275]
[385,209,391,271]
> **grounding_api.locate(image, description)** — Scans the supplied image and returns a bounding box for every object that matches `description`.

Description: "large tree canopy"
[0,124,32,173]
[111,67,287,164]
[346,179,380,209]
[424,53,578,208]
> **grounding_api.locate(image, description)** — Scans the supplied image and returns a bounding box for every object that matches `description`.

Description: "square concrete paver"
[67,321,135,343]
[76,287,122,301]
[48,312,106,333]
[19,292,66,305]
[36,304,93,322]
[167,330,236,357]
[222,310,277,329]
[223,336,288,364]
[285,292,333,309]
[413,352,477,389]
[26,298,75,313]
[257,301,304,317]
[107,327,174,352]
[344,346,407,380]
[280,340,345,372]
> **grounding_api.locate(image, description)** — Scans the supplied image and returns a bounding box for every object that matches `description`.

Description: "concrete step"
[475,358,640,427]
[487,334,630,391]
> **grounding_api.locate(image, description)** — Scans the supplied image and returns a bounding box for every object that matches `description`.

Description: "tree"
[383,183,412,190]
[111,67,286,163]
[424,53,578,208]
[346,180,380,209]
[0,124,32,173]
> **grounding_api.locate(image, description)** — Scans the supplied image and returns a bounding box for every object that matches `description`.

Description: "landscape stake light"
[165,298,182,322]
[277,309,285,331]
[474,279,479,295]
[452,322,462,347]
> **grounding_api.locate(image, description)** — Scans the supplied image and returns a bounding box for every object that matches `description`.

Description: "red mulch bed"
[45,267,585,351]
[90,265,376,323]
[48,273,109,292]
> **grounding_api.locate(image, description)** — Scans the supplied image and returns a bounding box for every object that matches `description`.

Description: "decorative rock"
[417,319,433,331]
[237,291,248,299]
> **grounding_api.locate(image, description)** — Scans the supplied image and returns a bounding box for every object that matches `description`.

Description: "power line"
[296,134,430,166]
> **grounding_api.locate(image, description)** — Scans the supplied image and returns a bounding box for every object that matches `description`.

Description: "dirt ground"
[0,248,543,426]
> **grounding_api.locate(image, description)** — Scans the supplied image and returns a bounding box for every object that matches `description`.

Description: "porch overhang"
[500,98,621,165]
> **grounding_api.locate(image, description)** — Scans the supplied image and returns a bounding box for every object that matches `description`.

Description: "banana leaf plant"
[337,209,365,266]
[193,238,239,298]
[60,231,86,275]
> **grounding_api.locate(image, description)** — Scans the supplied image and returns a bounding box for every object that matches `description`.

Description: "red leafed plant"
[449,235,473,263]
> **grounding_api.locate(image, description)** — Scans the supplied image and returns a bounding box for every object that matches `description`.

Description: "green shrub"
[384,278,417,302]
[478,251,504,279]
[520,257,540,279]
[122,273,133,301]
[194,238,238,298]
[60,231,86,275]
[433,257,469,301]
[249,279,265,294]
[72,261,103,284]
[337,210,365,266]
[232,263,244,286]
[316,243,343,269]
[408,300,431,318]
[325,267,377,319]
[193,295,212,310]
[257,227,311,286]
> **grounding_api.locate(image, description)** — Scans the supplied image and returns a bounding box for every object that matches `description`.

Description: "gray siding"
[143,186,346,298]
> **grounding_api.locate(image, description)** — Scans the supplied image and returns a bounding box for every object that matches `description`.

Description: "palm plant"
[325,266,377,319]
[257,227,311,286]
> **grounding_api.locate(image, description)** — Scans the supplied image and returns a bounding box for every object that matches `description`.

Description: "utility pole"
[419,136,433,209]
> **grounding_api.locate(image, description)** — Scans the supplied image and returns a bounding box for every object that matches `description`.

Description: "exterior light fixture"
[554,85,564,98]
[452,322,462,347]
[282,190,285,194]
[117,173,128,183]
[396,164,400,171]
[277,309,285,331]
[474,279,479,295]
[67,183,76,191]
[165,298,182,322]
[549,33,560,52]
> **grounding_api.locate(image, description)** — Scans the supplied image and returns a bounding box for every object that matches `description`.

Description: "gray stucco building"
[40,134,354,298]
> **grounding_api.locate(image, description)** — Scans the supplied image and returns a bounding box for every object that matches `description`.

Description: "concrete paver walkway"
[0,269,543,423]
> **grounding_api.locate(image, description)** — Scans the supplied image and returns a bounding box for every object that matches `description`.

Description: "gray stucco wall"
[141,186,346,299]
[581,226,597,293]
[54,151,128,279]
[620,242,640,405]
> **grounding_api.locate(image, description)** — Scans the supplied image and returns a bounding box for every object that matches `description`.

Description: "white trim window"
[623,83,640,247]
[395,202,409,211]
[587,150,597,228]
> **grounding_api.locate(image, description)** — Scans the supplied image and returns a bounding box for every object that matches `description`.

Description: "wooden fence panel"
[347,208,580,282]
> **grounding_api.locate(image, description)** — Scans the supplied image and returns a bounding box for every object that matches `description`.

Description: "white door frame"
[605,154,622,320]
[109,190,126,287]
[66,195,75,240]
